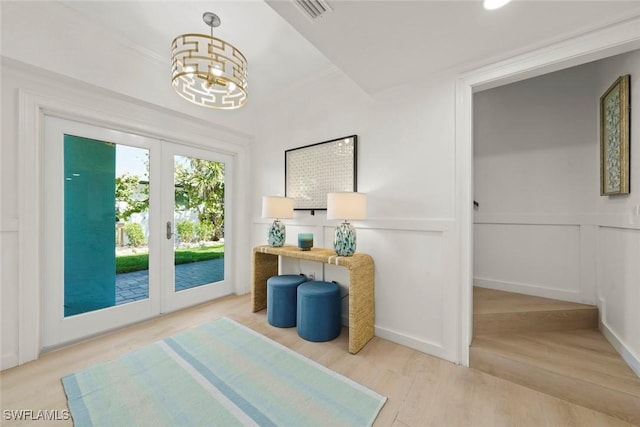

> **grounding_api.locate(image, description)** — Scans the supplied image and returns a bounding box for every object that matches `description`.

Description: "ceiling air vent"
[293,0,332,21]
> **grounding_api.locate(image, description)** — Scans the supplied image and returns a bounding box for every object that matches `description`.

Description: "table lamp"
[262,196,294,247]
[327,192,367,256]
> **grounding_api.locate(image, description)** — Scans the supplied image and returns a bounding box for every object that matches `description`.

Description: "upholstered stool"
[267,274,307,328]
[297,281,342,342]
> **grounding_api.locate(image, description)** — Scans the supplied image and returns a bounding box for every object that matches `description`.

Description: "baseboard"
[600,320,640,378]
[2,353,18,371]
[474,278,591,304]
[374,325,454,363]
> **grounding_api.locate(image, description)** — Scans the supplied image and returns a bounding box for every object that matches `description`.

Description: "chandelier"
[171,12,248,110]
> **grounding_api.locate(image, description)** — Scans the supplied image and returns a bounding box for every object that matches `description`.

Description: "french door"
[42,116,233,349]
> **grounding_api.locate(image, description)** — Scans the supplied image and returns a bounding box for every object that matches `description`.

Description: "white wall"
[250,69,461,362]
[594,51,640,374]
[474,50,640,373]
[473,63,600,303]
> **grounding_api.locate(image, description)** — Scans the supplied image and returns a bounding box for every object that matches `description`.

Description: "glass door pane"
[173,155,225,292]
[63,136,150,317]
[114,145,150,306]
[44,116,160,349]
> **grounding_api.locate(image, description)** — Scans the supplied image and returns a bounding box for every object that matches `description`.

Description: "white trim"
[374,325,453,362]
[1,354,18,371]
[456,16,640,367]
[18,90,42,365]
[1,218,19,232]
[474,213,597,226]
[474,279,585,304]
[455,78,474,366]
[599,316,640,378]
[253,217,455,232]
[474,213,640,230]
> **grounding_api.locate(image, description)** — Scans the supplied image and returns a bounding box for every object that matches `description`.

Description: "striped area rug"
[62,317,386,426]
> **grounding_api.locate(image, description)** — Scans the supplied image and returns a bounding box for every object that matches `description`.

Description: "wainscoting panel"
[474,222,587,302]
[361,227,445,344]
[252,218,457,361]
[1,229,19,370]
[597,226,640,373]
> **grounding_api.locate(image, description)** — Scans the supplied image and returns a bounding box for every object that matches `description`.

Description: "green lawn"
[116,245,224,274]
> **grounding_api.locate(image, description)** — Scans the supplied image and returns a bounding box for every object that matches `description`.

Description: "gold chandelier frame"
[171,12,248,110]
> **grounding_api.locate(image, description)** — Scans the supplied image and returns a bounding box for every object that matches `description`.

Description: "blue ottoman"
[297,281,342,342]
[267,274,307,328]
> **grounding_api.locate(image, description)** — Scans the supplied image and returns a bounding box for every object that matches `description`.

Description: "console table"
[251,245,375,354]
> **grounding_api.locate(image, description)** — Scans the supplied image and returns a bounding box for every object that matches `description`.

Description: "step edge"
[469,348,640,424]
[470,344,640,399]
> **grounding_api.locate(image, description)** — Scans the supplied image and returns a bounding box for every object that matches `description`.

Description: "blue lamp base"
[268,219,286,247]
[334,222,356,256]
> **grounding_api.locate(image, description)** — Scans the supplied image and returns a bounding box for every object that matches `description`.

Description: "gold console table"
[251,245,375,354]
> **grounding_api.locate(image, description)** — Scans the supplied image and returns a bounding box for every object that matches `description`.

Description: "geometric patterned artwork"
[600,75,630,195]
[285,135,357,210]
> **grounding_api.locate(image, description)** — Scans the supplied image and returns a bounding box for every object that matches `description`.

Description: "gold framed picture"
[600,74,630,195]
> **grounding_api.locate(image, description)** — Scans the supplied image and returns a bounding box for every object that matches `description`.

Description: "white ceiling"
[59,0,336,110]
[62,1,640,93]
[17,1,640,121]
[266,0,640,94]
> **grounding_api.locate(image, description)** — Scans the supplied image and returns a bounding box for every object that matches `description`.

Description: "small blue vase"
[334,222,356,256]
[268,219,286,247]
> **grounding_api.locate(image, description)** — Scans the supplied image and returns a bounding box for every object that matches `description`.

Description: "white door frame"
[455,17,640,365]
[41,116,164,348]
[160,143,234,314]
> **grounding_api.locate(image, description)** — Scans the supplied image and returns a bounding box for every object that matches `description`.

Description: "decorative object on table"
[262,196,294,247]
[297,233,314,251]
[600,74,630,196]
[285,135,357,212]
[171,12,248,110]
[62,317,387,426]
[327,192,367,256]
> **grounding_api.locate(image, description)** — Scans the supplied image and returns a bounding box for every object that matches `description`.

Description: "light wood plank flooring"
[473,287,598,335]
[471,287,640,425]
[1,294,636,426]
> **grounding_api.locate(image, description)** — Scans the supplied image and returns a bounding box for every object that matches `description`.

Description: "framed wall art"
[600,74,631,196]
[285,135,357,211]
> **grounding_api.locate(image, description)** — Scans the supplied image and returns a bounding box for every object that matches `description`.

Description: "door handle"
[166,221,173,239]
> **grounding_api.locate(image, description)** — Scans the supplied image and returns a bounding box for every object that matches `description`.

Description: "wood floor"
[471,287,640,425]
[1,293,637,427]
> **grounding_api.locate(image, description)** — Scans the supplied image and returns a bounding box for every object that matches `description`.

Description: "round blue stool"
[267,275,307,328]
[297,281,342,342]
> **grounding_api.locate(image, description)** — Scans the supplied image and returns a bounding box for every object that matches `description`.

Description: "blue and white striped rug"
[62,317,386,426]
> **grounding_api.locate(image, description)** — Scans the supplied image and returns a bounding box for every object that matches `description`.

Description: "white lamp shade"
[327,192,367,220]
[262,196,294,219]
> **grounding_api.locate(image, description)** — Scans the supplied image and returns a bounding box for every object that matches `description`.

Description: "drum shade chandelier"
[171,12,248,110]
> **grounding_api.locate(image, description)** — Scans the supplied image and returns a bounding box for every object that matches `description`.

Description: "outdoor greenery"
[176,220,196,243]
[196,220,215,242]
[175,159,225,240]
[115,157,225,245]
[115,245,225,274]
[124,222,146,247]
[115,173,149,222]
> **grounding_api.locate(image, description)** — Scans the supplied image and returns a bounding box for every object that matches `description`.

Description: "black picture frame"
[285,135,358,211]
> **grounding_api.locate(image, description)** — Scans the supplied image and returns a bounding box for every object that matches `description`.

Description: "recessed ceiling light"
[484,0,511,10]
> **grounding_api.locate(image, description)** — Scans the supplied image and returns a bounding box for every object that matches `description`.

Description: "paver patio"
[115,257,225,305]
